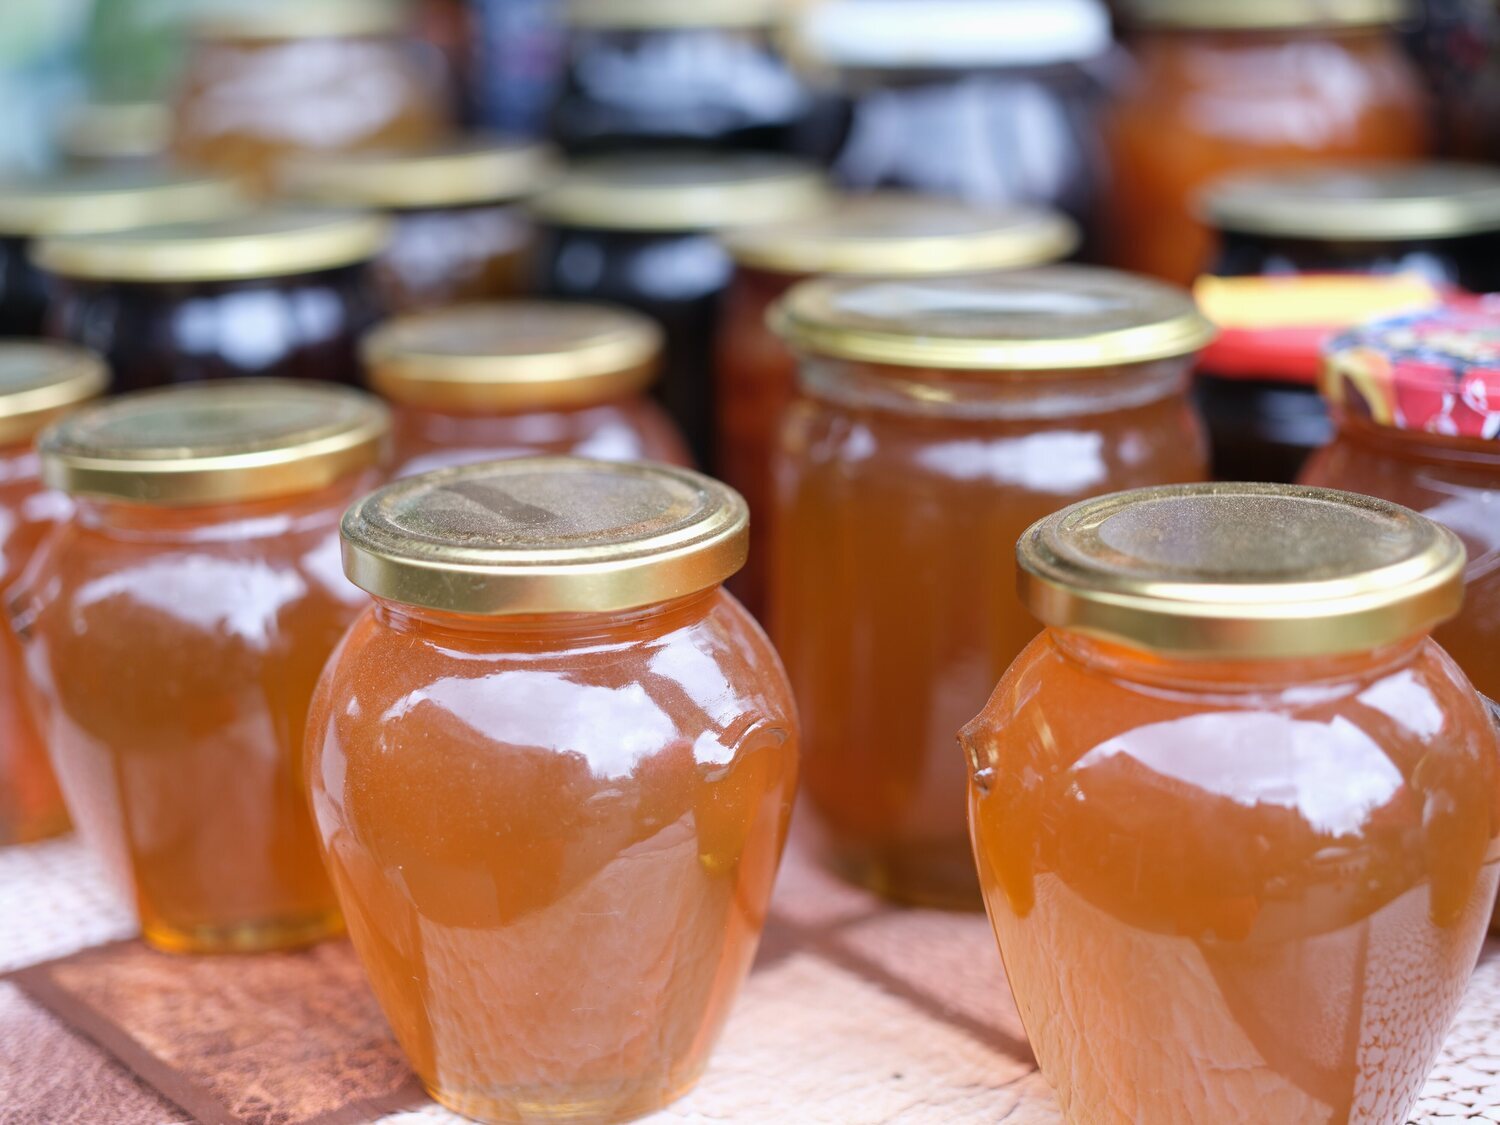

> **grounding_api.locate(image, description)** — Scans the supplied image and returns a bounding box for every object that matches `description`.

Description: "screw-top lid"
[362,302,662,412]
[1119,0,1407,29]
[33,209,389,283]
[280,137,557,210]
[532,153,827,232]
[566,0,786,28]
[0,343,109,447]
[341,457,748,615]
[1018,483,1466,659]
[40,379,390,506]
[722,194,1078,276]
[0,168,242,238]
[771,266,1215,371]
[56,102,173,164]
[189,0,410,39]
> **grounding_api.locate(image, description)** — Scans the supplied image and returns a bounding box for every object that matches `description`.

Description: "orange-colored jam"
[306,589,798,1122]
[965,630,1500,1122]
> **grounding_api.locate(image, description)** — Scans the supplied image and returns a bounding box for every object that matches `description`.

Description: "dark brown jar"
[279,137,555,313]
[35,210,389,394]
[363,300,691,475]
[1196,163,1500,482]
[532,152,826,465]
[0,169,241,337]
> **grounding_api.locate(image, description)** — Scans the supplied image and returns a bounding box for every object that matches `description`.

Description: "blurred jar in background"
[55,101,174,170]
[1195,163,1500,481]
[789,0,1113,246]
[553,0,816,156]
[0,169,241,336]
[717,194,1078,618]
[532,152,826,465]
[171,0,450,192]
[35,209,388,393]
[1406,0,1500,161]
[0,343,107,846]
[364,300,691,475]
[471,0,567,139]
[1101,0,1429,285]
[280,137,555,313]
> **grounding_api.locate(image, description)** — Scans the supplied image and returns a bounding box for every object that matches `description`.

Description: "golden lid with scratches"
[0,168,242,238]
[280,137,558,209]
[363,302,662,412]
[566,0,786,27]
[40,379,390,506]
[0,343,109,447]
[772,265,1215,370]
[1120,0,1406,29]
[341,457,748,614]
[1017,483,1466,659]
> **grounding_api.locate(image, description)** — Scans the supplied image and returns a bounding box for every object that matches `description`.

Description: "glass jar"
[55,101,174,170]
[1195,163,1500,482]
[789,0,1112,245]
[964,483,1498,1123]
[363,300,691,475]
[718,193,1078,618]
[0,169,241,337]
[171,0,449,193]
[307,458,798,1122]
[553,0,815,156]
[279,137,555,313]
[16,380,391,953]
[34,209,389,394]
[533,152,826,465]
[0,343,107,845]
[1100,0,1430,285]
[770,267,1214,907]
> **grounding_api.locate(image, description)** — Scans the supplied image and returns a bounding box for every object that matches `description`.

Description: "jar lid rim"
[0,342,109,446]
[189,0,409,39]
[0,169,242,237]
[1119,0,1408,30]
[280,137,558,208]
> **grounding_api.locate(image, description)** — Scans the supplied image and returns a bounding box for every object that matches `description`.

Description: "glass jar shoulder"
[536,225,732,309]
[0,444,65,590]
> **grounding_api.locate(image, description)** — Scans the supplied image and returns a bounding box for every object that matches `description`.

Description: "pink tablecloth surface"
[2,834,1497,1123]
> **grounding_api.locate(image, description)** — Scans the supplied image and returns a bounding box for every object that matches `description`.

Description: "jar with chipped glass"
[279,137,555,313]
[532,152,826,466]
[307,458,798,1123]
[171,0,448,193]
[1100,0,1430,285]
[0,168,240,337]
[769,267,1214,907]
[35,209,388,394]
[17,380,390,954]
[964,484,1499,1124]
[0,343,107,845]
[718,193,1078,618]
[363,300,691,476]
[1196,163,1500,482]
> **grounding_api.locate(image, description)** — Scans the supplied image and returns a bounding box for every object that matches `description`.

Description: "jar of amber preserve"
[718,193,1078,618]
[964,483,1498,1124]
[280,137,555,313]
[770,267,1214,906]
[1196,164,1500,482]
[363,301,690,476]
[18,380,390,953]
[0,168,240,337]
[307,457,798,1122]
[1101,0,1429,285]
[533,152,827,466]
[0,343,107,845]
[35,209,389,394]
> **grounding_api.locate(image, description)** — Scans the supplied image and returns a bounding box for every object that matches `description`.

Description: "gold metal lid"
[1203,163,1500,241]
[565,0,785,28]
[721,194,1079,276]
[40,379,390,506]
[0,168,242,238]
[33,209,389,283]
[532,153,828,232]
[189,0,410,39]
[1018,483,1466,659]
[341,457,748,615]
[1120,0,1406,29]
[363,302,662,412]
[0,343,109,447]
[772,266,1216,370]
[56,102,173,163]
[279,137,557,210]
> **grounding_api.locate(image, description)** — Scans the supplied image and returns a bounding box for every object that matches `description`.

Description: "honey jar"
[307,457,799,1122]
[363,300,690,477]
[770,266,1214,906]
[18,380,390,953]
[965,483,1499,1123]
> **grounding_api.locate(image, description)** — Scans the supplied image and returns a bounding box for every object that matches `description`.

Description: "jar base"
[423,1062,707,1125]
[141,910,344,955]
[822,842,983,911]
